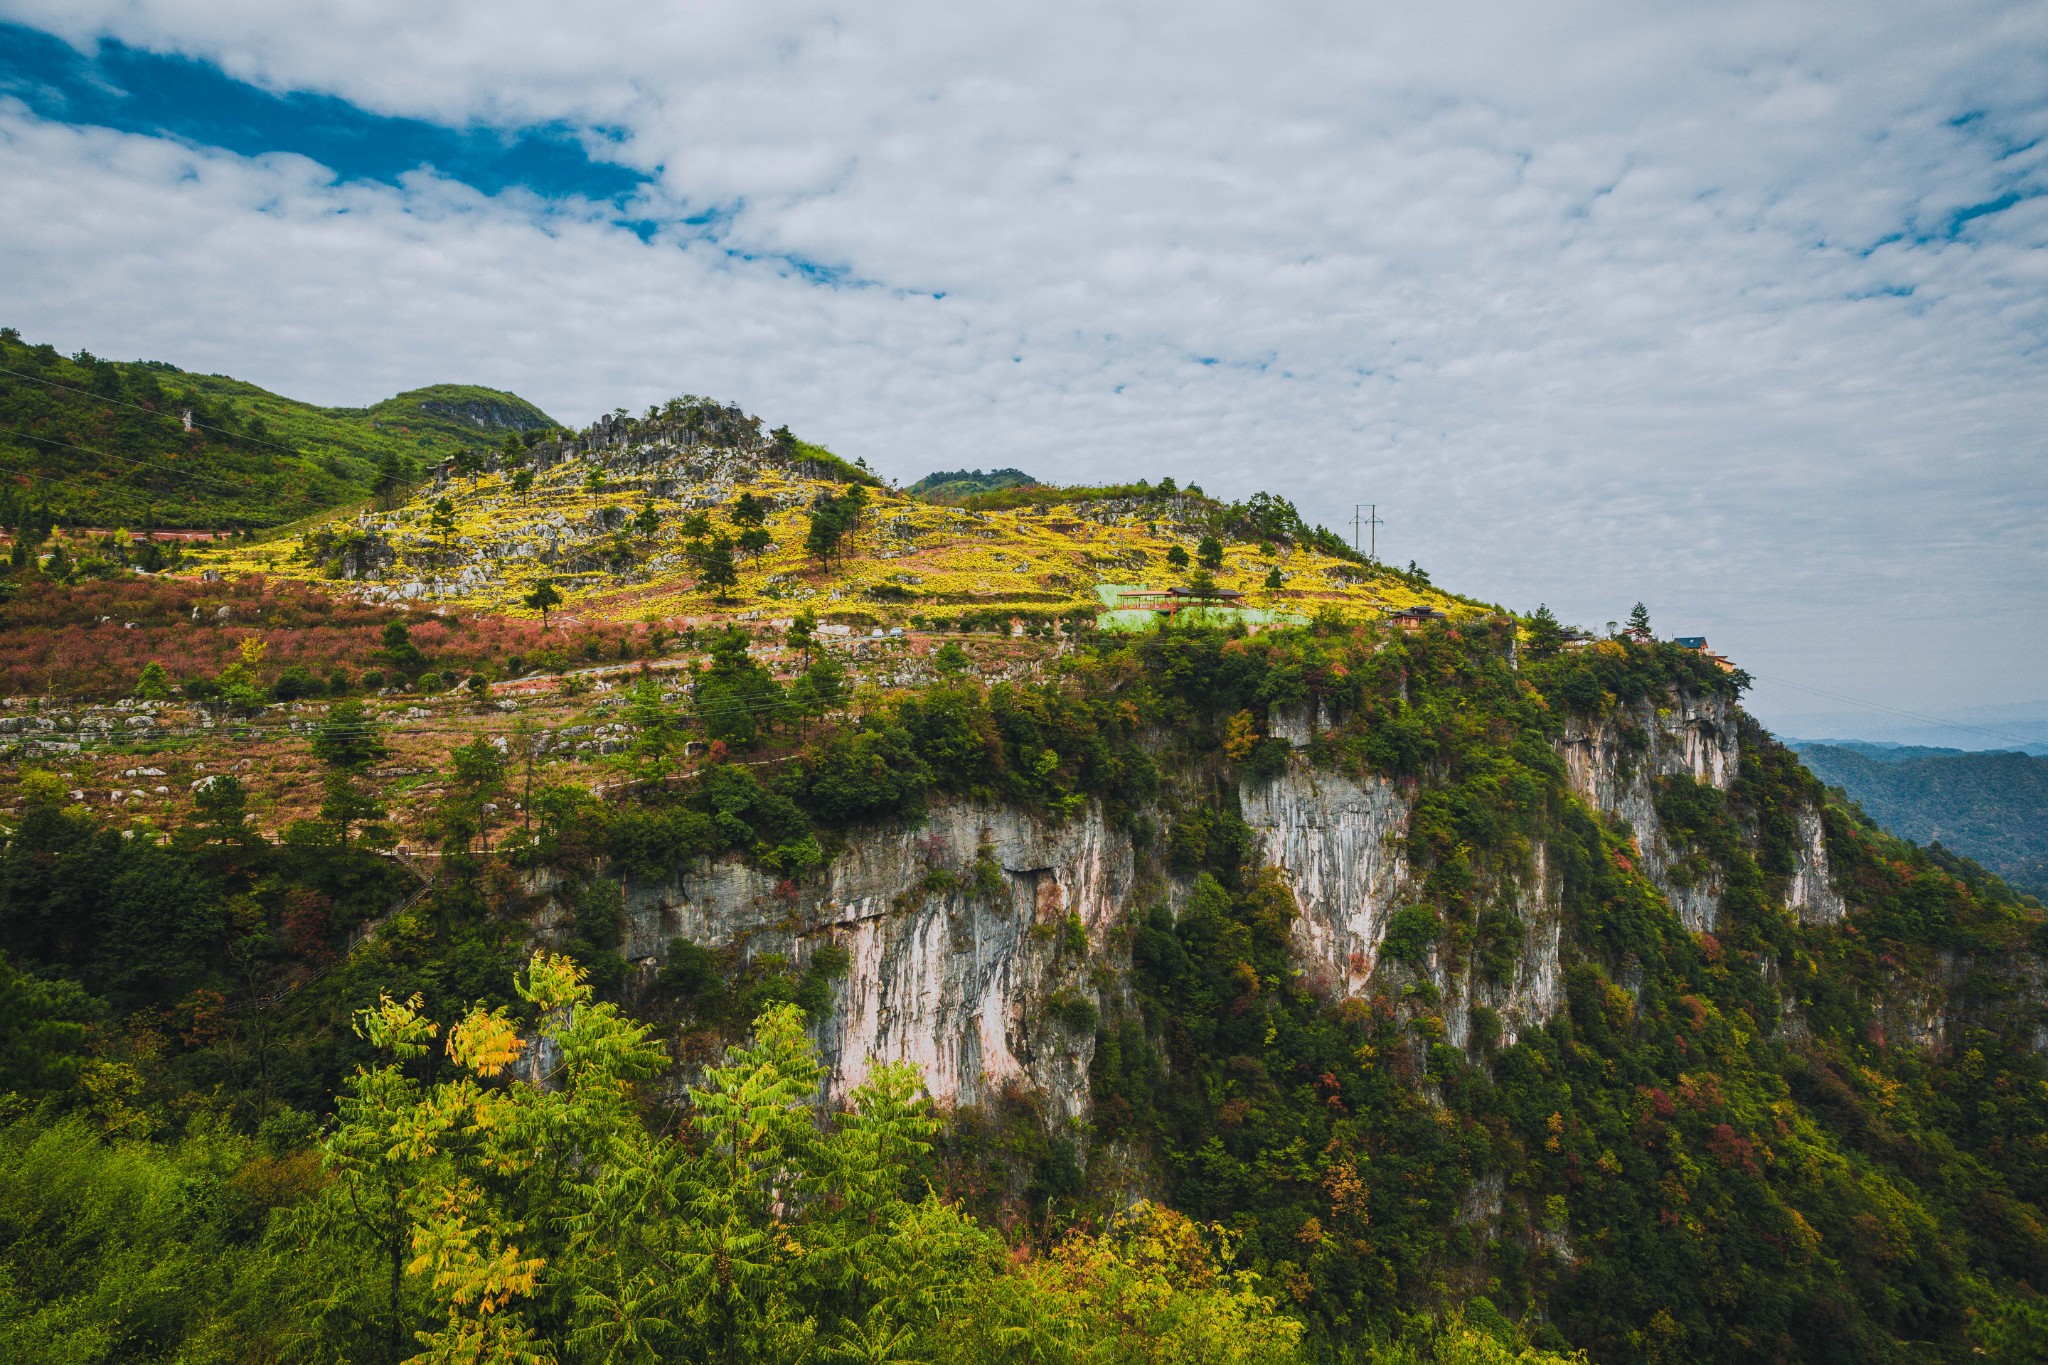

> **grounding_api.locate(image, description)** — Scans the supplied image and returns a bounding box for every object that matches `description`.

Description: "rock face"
[1240,765,1411,999]
[1240,765,1567,1047]
[610,688,1871,1123]
[1560,694,1740,934]
[612,800,1133,1125]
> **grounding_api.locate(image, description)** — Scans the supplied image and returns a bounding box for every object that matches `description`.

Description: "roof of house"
[1672,636,1708,649]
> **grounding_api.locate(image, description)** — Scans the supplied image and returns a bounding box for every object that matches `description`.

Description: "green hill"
[1794,741,2048,899]
[905,466,1038,501]
[0,327,557,529]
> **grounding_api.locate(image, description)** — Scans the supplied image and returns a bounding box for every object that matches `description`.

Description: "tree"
[621,674,682,786]
[378,620,428,678]
[1263,566,1284,592]
[319,771,388,856]
[786,651,847,718]
[1197,535,1224,570]
[804,487,868,565]
[438,736,509,858]
[634,500,661,538]
[310,703,392,853]
[523,579,563,630]
[689,534,740,598]
[372,451,411,509]
[583,467,607,495]
[696,626,783,746]
[785,610,817,664]
[451,447,485,478]
[317,992,445,1362]
[1166,544,1191,570]
[430,496,457,551]
[212,635,270,710]
[680,510,713,538]
[737,526,771,561]
[311,698,391,775]
[134,661,171,700]
[1626,601,1652,637]
[509,468,535,497]
[1526,604,1565,657]
[732,491,766,527]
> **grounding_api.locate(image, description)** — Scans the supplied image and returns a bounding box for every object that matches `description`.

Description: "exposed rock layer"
[612,690,1869,1120]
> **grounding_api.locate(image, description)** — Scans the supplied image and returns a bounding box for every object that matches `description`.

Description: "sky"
[1,1,2044,744]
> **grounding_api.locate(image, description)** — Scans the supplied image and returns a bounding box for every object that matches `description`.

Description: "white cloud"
[1,1,2045,727]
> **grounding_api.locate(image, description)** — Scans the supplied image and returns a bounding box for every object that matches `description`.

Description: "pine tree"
[430,496,457,550]
[523,578,563,630]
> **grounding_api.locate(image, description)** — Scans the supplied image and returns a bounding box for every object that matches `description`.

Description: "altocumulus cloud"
[1,0,2045,726]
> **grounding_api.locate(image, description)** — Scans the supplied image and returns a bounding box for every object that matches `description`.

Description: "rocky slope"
[571,688,1877,1124]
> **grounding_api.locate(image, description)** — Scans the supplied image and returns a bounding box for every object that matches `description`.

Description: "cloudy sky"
[2,2,2044,742]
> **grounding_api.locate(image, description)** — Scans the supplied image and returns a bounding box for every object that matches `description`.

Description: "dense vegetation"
[2,612,2044,1361]
[1795,742,2048,900]
[0,326,554,528]
[906,466,1040,501]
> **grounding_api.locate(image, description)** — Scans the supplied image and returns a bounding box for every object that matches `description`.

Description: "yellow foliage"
[203,447,1470,633]
[1224,709,1260,761]
[446,1009,526,1079]
[354,991,439,1060]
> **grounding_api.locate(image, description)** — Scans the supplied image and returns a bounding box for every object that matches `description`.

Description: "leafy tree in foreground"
[300,952,1309,1365]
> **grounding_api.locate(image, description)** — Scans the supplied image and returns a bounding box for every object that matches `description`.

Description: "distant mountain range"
[1792,740,2048,900]
[0,326,556,528]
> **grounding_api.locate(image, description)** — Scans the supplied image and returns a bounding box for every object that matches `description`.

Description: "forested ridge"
[1,614,2045,1362]
[1794,742,2048,901]
[0,326,555,529]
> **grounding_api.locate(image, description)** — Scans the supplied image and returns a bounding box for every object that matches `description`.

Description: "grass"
[0,326,556,528]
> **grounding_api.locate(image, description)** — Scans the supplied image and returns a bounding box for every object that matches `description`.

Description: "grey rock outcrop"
[602,800,1133,1125]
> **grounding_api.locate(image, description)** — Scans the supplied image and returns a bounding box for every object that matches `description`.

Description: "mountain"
[187,400,1458,629]
[1793,740,2048,899]
[4,378,2047,1363]
[0,326,557,529]
[906,466,1039,501]
[1768,701,2048,754]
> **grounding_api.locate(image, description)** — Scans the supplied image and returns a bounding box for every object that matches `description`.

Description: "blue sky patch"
[0,22,649,201]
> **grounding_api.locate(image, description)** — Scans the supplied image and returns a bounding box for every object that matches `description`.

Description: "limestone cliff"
[593,688,1868,1124]
[602,799,1133,1126]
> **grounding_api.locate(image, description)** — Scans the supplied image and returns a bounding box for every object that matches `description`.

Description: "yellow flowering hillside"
[189,408,1468,630]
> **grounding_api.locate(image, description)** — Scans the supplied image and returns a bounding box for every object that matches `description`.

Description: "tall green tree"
[689,534,740,598]
[311,695,394,854]
[522,578,563,630]
[430,496,458,550]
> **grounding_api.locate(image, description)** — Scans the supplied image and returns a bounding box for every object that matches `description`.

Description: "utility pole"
[1353,504,1383,561]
